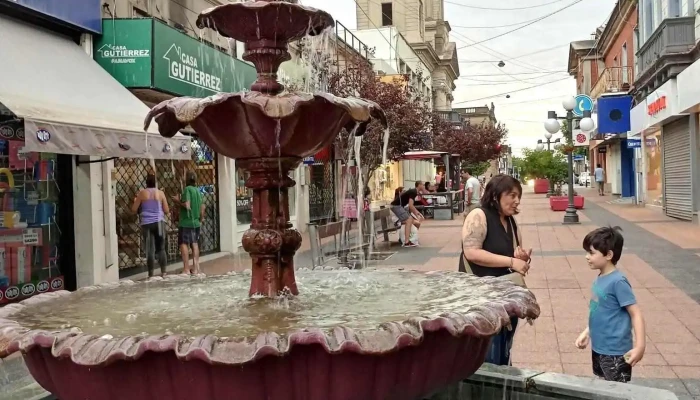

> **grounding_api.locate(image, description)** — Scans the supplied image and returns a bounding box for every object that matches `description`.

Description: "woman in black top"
[459,174,532,366]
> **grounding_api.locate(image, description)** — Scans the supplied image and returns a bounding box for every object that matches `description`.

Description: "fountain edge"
[0,270,540,367]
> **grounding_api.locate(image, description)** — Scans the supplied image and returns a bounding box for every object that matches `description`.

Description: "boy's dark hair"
[462,168,472,175]
[145,173,156,188]
[481,174,522,215]
[583,226,624,265]
[415,181,421,188]
[597,163,602,168]
[186,171,197,187]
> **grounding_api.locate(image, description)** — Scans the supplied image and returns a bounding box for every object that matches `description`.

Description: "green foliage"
[518,148,568,184]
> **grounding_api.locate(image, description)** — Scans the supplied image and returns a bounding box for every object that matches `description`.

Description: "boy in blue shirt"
[575,226,646,382]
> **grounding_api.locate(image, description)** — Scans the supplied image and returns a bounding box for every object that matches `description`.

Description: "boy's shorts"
[592,351,632,382]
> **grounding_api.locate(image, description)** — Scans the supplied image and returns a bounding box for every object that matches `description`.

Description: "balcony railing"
[438,111,463,129]
[637,17,695,77]
[591,66,633,99]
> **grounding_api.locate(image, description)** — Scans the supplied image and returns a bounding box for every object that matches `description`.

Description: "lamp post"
[544,97,595,224]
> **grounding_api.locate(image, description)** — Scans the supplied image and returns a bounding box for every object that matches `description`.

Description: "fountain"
[0,2,540,400]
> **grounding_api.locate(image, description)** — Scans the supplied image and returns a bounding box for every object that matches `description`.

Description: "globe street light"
[536,140,544,151]
[544,106,595,224]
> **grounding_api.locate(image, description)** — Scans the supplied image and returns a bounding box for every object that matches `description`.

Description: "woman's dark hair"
[424,182,432,191]
[394,186,404,200]
[583,226,624,265]
[364,187,371,198]
[481,174,522,215]
[146,173,156,188]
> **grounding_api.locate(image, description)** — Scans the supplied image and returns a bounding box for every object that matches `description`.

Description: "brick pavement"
[199,186,700,398]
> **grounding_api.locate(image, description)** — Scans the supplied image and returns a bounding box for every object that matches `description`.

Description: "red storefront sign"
[647,96,667,116]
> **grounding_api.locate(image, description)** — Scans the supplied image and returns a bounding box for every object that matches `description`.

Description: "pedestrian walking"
[461,168,482,217]
[460,174,532,365]
[131,173,169,277]
[594,164,606,196]
[171,171,205,275]
[575,226,646,383]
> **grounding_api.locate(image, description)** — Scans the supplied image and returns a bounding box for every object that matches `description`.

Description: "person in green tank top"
[171,172,205,275]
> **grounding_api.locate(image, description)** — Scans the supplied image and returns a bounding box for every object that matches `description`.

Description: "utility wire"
[456,0,583,49]
[445,0,568,11]
[453,77,570,104]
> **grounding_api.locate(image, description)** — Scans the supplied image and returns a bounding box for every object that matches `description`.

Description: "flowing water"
[11,270,510,339]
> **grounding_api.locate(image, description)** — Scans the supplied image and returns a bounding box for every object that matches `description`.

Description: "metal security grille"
[114,136,220,275]
[662,118,692,221]
[308,162,336,222]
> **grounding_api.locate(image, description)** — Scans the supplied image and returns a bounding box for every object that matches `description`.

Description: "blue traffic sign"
[573,94,594,117]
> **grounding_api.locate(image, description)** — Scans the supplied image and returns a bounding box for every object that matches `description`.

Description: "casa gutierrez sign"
[93,18,256,98]
[161,44,223,92]
[97,44,150,64]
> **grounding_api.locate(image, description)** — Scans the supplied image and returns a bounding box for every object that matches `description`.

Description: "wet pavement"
[199,186,700,399]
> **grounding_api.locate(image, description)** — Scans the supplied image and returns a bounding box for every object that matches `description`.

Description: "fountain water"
[0,2,539,399]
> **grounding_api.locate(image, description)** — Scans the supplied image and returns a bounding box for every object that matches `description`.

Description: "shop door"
[662,118,693,220]
[308,161,336,222]
[114,136,220,277]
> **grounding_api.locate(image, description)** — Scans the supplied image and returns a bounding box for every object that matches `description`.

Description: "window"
[669,0,681,17]
[643,0,654,41]
[381,2,393,26]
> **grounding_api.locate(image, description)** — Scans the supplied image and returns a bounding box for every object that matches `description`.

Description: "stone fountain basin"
[145,92,386,161]
[0,269,539,400]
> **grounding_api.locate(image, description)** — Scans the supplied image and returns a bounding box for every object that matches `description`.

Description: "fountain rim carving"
[0,270,539,366]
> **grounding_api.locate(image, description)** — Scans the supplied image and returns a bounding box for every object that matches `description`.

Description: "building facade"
[568,1,638,198]
[0,0,192,303]
[355,0,459,111]
[630,0,700,221]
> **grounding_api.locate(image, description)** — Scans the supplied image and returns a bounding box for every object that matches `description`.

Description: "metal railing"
[591,66,634,99]
[637,17,695,77]
[335,21,372,74]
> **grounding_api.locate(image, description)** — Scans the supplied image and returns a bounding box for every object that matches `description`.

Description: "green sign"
[152,20,256,97]
[93,19,256,98]
[94,19,153,87]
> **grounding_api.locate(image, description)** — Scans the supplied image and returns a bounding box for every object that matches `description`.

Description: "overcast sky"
[300,0,618,156]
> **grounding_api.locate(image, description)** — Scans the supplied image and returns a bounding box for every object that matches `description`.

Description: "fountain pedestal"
[240,158,302,297]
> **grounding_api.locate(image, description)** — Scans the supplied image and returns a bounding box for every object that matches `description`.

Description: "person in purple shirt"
[131,173,170,277]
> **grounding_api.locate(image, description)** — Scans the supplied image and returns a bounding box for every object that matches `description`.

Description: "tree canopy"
[517,148,568,184]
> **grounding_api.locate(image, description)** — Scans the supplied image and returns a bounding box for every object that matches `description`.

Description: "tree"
[326,57,443,194]
[518,148,568,186]
[432,120,508,167]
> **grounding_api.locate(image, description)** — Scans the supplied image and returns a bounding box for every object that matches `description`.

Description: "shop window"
[236,167,296,225]
[645,132,663,206]
[114,136,220,277]
[0,127,63,304]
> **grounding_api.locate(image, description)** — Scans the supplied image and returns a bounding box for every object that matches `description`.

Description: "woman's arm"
[131,191,142,214]
[462,209,512,268]
[159,190,170,215]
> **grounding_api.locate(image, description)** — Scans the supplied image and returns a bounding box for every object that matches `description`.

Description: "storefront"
[630,78,689,218]
[92,18,259,274]
[0,6,190,303]
[676,59,700,221]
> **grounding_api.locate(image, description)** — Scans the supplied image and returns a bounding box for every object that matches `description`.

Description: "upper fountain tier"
[197,1,334,95]
[144,1,387,161]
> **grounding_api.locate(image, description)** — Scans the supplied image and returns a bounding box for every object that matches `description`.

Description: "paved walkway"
[201,186,700,399]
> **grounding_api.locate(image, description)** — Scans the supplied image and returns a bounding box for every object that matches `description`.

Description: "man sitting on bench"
[390,183,425,247]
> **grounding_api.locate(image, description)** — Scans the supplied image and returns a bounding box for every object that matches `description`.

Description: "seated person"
[390,182,425,247]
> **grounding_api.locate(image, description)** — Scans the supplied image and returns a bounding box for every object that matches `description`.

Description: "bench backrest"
[315,220,352,240]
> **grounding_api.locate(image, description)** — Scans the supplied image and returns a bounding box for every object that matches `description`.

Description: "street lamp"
[544,96,595,224]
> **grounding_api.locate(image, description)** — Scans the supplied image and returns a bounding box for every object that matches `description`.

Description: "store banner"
[94,19,153,88]
[94,19,257,97]
[1,0,102,33]
[152,20,257,97]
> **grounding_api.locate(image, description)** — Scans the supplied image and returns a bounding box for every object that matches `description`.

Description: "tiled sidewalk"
[199,186,700,398]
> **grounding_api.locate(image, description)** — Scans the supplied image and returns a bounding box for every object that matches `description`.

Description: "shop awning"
[401,151,450,160]
[0,14,190,160]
